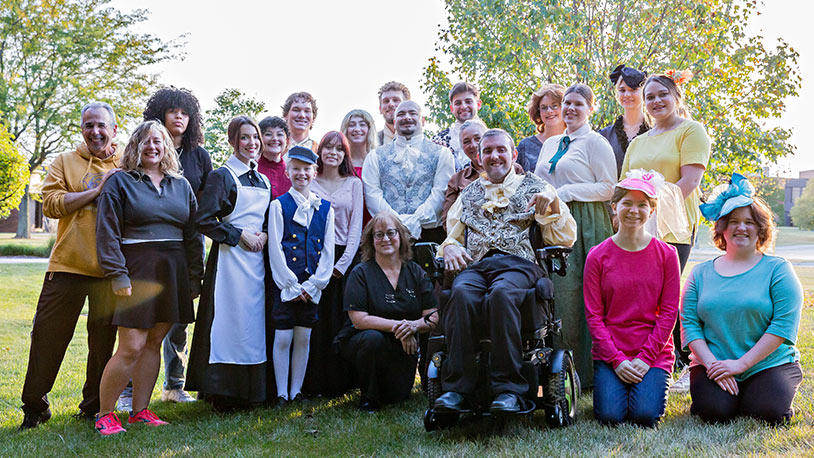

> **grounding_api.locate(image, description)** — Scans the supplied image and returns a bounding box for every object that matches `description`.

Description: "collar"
[394,134,425,149]
[291,136,313,148]
[462,165,481,180]
[225,154,258,175]
[259,154,284,168]
[563,123,592,140]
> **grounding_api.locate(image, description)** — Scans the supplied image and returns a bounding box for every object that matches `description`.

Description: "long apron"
[209,165,270,364]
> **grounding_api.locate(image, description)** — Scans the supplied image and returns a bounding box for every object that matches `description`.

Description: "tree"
[422,0,799,175]
[0,121,28,219]
[752,174,786,223]
[204,89,266,167]
[0,0,181,237]
[789,179,814,230]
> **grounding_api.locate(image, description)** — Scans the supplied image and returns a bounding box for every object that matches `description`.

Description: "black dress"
[337,260,437,403]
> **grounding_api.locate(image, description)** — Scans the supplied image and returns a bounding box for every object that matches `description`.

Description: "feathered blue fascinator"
[699,173,755,222]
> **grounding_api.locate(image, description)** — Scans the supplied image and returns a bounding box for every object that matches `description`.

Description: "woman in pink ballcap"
[583,169,681,427]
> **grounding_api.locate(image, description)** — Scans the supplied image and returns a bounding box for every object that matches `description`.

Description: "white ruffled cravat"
[481,167,520,213]
[290,188,322,227]
[392,134,425,166]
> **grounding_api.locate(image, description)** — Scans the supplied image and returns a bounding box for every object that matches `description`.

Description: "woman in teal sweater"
[681,173,803,424]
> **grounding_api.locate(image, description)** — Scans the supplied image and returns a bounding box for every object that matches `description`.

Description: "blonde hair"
[340,109,378,152]
[121,120,182,178]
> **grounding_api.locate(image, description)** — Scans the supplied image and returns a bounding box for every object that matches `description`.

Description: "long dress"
[302,176,363,397]
[534,123,616,388]
[186,155,271,409]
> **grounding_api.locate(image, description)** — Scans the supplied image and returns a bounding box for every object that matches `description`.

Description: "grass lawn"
[1,262,813,457]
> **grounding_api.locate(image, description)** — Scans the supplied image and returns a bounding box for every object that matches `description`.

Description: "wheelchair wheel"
[544,350,577,428]
[423,409,459,432]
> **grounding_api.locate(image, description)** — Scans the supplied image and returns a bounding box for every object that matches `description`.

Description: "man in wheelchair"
[433,128,577,415]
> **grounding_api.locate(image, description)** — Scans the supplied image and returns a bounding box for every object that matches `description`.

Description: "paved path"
[0,256,48,264]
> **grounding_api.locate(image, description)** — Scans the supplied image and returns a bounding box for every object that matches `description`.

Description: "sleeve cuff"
[281,284,303,302]
[111,274,131,291]
[225,227,242,247]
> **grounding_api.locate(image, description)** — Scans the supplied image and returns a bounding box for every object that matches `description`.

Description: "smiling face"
[319,139,345,169]
[613,190,654,231]
[285,100,314,135]
[379,90,405,125]
[394,101,421,137]
[616,79,644,111]
[235,124,261,163]
[479,133,516,183]
[164,107,189,138]
[139,128,166,171]
[372,217,401,258]
[262,126,288,160]
[722,206,759,252]
[285,158,317,192]
[460,123,486,168]
[538,94,564,130]
[81,108,117,157]
[449,91,480,123]
[644,81,677,121]
[561,92,592,130]
[345,115,370,146]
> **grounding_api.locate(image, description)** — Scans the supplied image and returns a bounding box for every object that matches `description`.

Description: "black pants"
[21,272,117,414]
[690,362,803,425]
[339,330,417,403]
[441,254,543,395]
[668,241,693,367]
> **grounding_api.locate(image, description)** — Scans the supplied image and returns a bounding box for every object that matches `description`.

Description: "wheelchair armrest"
[535,246,573,277]
[414,242,445,284]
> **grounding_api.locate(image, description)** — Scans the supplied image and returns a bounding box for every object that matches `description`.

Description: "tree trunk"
[14,185,30,239]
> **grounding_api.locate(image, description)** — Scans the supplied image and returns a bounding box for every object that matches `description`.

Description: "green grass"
[0,233,54,257]
[1,263,813,457]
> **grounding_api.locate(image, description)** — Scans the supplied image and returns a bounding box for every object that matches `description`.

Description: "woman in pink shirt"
[583,169,680,427]
[303,131,363,397]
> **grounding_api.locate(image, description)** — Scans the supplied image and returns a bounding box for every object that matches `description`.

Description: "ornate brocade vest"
[459,173,547,263]
[376,139,443,215]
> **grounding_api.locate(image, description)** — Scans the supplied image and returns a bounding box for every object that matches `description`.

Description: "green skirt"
[553,200,613,389]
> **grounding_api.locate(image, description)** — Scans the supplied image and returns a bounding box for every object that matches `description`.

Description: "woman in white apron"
[186,116,271,411]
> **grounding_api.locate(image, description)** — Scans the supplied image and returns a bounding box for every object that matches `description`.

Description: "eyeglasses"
[539,103,561,112]
[373,229,399,241]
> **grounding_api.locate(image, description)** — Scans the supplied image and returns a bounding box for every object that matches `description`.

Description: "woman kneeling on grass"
[681,173,803,425]
[94,120,204,435]
[583,170,680,427]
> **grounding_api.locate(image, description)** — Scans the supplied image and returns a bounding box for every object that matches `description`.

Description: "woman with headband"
[599,65,650,178]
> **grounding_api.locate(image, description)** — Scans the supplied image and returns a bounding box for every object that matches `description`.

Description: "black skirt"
[302,244,355,397]
[112,241,194,329]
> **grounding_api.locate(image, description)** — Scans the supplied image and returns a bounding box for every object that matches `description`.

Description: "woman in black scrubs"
[338,212,438,412]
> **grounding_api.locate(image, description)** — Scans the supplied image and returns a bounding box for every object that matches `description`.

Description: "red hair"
[316,131,356,177]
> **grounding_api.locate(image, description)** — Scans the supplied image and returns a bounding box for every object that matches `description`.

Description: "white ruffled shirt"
[268,188,336,303]
[362,134,455,238]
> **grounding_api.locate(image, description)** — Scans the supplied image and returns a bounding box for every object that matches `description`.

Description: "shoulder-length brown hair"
[527,83,565,134]
[316,131,356,177]
[227,116,264,154]
[360,211,413,262]
[121,120,182,178]
[712,197,775,253]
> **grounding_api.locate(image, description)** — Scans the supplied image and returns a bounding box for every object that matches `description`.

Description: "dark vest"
[278,192,331,282]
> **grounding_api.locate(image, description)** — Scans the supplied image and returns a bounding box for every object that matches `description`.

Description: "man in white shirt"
[376,81,410,146]
[362,100,454,244]
[432,82,483,171]
[282,92,318,152]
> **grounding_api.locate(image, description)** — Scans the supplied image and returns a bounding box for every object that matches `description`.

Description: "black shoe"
[358,398,380,413]
[490,392,532,415]
[291,393,309,403]
[275,396,288,408]
[72,410,95,421]
[19,406,51,430]
[434,392,473,413]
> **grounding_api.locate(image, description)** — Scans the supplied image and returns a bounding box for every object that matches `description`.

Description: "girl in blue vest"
[267,146,335,405]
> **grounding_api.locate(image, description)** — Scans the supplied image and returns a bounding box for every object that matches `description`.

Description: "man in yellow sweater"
[19,102,122,430]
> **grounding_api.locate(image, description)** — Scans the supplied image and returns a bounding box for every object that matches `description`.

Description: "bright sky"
[112,0,813,177]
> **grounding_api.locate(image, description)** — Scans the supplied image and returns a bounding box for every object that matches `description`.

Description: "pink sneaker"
[128,408,169,426]
[95,412,126,436]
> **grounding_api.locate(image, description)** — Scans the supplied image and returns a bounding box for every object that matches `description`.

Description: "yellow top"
[621,119,711,244]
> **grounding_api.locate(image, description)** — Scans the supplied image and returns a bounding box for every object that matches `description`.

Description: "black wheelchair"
[414,228,578,431]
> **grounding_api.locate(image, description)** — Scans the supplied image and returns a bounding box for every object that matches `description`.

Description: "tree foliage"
[204,89,266,167]
[0,121,28,219]
[422,0,800,176]
[789,179,814,230]
[751,174,786,223]
[0,0,181,236]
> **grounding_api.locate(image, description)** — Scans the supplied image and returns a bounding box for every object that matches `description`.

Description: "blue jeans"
[593,360,669,427]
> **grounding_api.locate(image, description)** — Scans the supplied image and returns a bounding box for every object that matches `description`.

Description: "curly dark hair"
[143,87,204,152]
